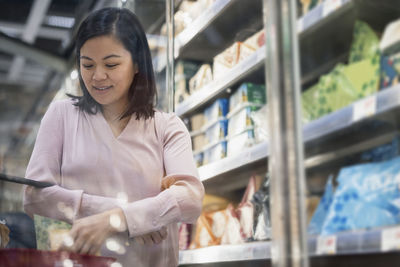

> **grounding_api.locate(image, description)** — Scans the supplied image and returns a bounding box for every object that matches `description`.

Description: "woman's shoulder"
[153,109,189,136]
[49,98,80,115]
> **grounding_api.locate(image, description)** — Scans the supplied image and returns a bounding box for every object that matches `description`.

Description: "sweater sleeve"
[23,101,121,223]
[121,113,204,237]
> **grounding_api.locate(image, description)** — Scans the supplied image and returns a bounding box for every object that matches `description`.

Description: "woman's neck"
[102,104,128,123]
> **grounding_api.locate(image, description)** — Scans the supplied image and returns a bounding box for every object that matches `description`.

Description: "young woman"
[23,7,204,267]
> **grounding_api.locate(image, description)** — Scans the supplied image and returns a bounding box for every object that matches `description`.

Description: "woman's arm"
[121,113,205,237]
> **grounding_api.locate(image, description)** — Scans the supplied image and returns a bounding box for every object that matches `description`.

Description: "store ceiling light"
[45,15,75,29]
[70,69,78,80]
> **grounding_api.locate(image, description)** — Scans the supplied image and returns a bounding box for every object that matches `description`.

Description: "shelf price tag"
[316,235,337,255]
[381,227,400,252]
[352,95,377,122]
[297,18,304,33]
[322,0,342,17]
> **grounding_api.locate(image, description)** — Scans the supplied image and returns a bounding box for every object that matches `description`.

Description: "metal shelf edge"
[179,226,400,264]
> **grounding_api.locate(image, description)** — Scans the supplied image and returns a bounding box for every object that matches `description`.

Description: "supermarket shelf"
[198,85,400,182]
[174,0,400,117]
[199,141,268,182]
[174,0,355,117]
[176,47,265,117]
[179,225,400,265]
[179,242,271,265]
[154,0,263,72]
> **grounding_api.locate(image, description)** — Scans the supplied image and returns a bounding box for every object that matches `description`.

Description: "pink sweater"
[23,98,204,267]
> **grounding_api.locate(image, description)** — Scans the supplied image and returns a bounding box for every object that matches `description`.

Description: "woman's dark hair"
[70,7,156,120]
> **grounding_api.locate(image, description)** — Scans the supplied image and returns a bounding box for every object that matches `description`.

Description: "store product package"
[203,141,227,165]
[251,174,272,241]
[192,132,206,152]
[308,176,334,235]
[229,83,266,112]
[34,215,71,251]
[175,60,201,106]
[189,64,213,94]
[204,98,229,125]
[243,29,265,50]
[237,176,258,240]
[189,213,218,248]
[360,134,400,163]
[190,112,205,132]
[193,152,203,167]
[380,18,400,55]
[227,129,255,157]
[178,223,192,250]
[302,20,380,122]
[219,204,245,245]
[380,52,400,89]
[0,220,10,248]
[321,156,400,235]
[251,105,269,143]
[213,42,256,79]
[228,105,261,137]
[204,119,228,145]
[300,0,323,15]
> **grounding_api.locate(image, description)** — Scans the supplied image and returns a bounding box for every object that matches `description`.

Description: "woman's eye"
[106,64,118,68]
[82,64,93,69]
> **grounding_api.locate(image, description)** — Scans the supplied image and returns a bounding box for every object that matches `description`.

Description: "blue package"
[361,135,400,163]
[308,176,334,235]
[204,98,229,124]
[321,156,400,235]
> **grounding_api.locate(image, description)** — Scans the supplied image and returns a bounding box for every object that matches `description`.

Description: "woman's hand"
[59,208,127,255]
[134,226,168,245]
[59,208,169,255]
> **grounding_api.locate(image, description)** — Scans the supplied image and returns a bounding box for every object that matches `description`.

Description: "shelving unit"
[179,225,400,265]
[156,0,400,266]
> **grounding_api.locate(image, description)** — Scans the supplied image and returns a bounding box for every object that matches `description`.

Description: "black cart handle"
[0,173,54,188]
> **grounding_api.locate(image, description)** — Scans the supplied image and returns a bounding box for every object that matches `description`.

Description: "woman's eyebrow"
[80,54,121,60]
[103,54,121,60]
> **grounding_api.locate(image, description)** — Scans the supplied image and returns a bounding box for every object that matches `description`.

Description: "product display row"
[152,0,400,266]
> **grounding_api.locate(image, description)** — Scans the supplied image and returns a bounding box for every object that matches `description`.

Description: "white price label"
[297,18,304,33]
[352,95,377,122]
[316,235,337,255]
[382,227,400,252]
[322,0,342,17]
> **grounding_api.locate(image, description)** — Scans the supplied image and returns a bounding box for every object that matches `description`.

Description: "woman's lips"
[93,85,112,91]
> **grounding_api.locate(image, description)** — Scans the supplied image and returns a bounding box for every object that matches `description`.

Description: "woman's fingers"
[142,234,153,245]
[149,231,162,244]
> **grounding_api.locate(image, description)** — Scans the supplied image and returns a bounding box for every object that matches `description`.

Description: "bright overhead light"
[45,15,75,28]
[70,70,78,80]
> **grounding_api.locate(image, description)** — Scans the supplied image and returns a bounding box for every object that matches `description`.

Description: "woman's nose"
[92,67,107,81]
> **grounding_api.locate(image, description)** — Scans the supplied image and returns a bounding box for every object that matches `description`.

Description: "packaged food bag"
[204,119,228,145]
[0,220,10,248]
[236,176,258,240]
[178,223,192,250]
[203,141,227,164]
[380,52,400,89]
[308,176,334,235]
[189,213,218,248]
[220,204,245,245]
[34,215,71,251]
[251,174,272,241]
[229,83,266,113]
[321,156,400,235]
[349,20,380,64]
[204,98,229,125]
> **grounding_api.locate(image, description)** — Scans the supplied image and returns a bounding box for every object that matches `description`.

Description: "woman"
[23,7,204,267]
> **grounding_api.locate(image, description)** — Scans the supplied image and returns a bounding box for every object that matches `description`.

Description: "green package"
[302,20,380,122]
[34,214,71,250]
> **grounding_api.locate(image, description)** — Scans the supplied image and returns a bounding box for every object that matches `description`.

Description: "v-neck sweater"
[23,98,204,267]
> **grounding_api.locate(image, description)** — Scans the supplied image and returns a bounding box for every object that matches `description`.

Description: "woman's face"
[79,35,137,111]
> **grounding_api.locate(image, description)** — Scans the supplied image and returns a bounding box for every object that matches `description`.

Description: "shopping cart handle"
[0,173,55,188]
